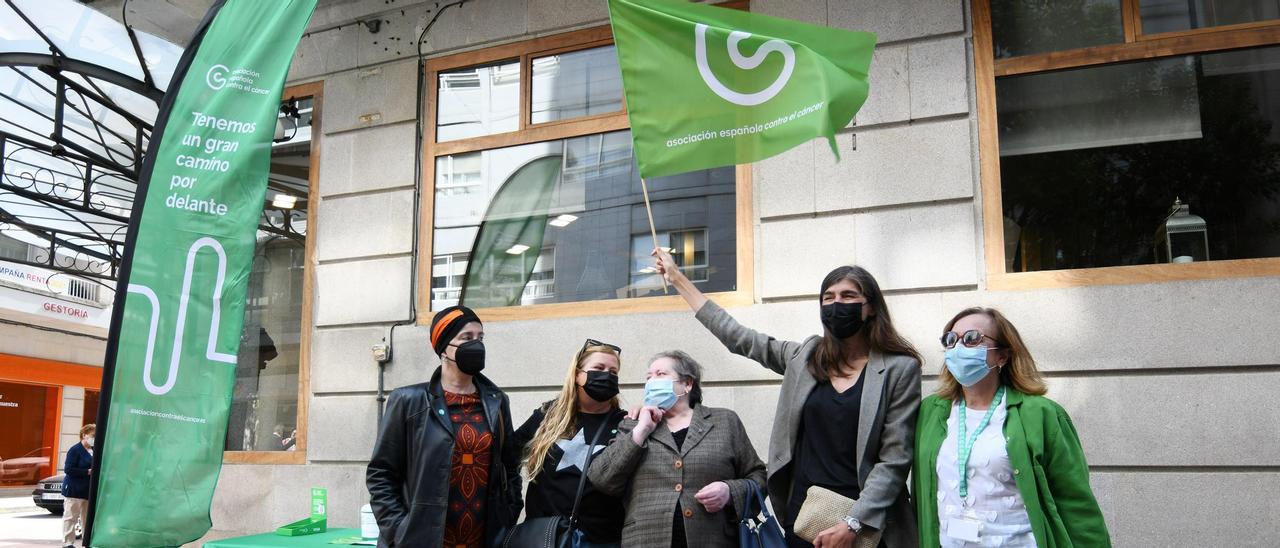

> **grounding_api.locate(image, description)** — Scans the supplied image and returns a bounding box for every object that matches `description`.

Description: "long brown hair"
[935,307,1047,401]
[810,266,922,381]
[524,345,621,478]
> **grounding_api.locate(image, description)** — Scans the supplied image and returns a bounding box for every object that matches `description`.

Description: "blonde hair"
[524,345,621,478]
[80,424,96,437]
[936,307,1047,401]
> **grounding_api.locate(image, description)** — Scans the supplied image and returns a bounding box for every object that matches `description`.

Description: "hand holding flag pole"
[639,178,669,293]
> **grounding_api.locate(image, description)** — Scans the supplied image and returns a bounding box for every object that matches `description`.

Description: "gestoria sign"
[0,283,110,328]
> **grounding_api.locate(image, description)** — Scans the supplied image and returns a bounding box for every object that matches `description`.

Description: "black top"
[787,376,864,538]
[514,406,625,542]
[671,427,690,548]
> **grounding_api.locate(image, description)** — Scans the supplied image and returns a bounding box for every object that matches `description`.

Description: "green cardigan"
[913,389,1111,548]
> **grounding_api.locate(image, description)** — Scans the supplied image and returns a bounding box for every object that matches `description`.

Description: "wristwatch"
[843,516,862,534]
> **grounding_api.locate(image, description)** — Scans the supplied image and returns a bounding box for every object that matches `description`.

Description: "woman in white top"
[914,307,1110,547]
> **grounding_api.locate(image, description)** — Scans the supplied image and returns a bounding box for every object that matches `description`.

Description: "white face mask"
[84,436,94,448]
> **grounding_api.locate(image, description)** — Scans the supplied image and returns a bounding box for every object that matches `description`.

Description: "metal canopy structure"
[1,0,181,282]
[1,0,308,285]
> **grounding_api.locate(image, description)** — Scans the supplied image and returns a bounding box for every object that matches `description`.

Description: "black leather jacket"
[366,368,522,547]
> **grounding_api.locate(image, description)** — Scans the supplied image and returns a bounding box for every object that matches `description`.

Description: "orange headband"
[431,309,465,348]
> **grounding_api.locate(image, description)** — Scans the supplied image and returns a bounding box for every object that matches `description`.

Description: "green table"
[203,528,372,547]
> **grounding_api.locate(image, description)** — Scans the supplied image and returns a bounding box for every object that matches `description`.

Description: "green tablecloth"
[203,528,371,547]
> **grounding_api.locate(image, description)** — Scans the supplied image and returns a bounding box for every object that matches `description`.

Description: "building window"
[975,0,1280,286]
[423,22,751,318]
[223,87,319,459]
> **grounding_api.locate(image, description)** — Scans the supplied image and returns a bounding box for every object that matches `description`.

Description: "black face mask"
[821,301,865,339]
[581,370,620,402]
[448,340,486,375]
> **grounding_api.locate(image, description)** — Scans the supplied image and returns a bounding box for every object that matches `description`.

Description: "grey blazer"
[695,300,921,548]
[587,404,767,548]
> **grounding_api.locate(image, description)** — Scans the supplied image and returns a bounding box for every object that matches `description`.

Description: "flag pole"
[639,178,669,293]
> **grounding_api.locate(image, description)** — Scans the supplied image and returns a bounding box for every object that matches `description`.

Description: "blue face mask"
[643,378,681,410]
[944,345,994,387]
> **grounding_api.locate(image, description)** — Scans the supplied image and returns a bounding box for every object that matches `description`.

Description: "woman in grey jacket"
[653,250,922,548]
[589,350,767,547]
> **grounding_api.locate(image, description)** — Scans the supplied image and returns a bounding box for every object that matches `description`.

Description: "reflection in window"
[225,98,312,452]
[1141,0,1280,35]
[432,253,468,303]
[437,60,520,142]
[431,130,736,309]
[996,46,1280,271]
[0,381,54,484]
[532,46,624,123]
[629,229,709,296]
[990,0,1123,58]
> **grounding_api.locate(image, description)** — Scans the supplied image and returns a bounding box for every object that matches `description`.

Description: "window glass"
[431,130,736,309]
[0,381,53,484]
[437,60,521,142]
[225,98,313,452]
[1141,0,1280,35]
[991,0,1124,58]
[996,46,1280,271]
[531,46,624,123]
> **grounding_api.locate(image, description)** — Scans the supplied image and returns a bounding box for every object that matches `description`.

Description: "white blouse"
[935,398,1036,547]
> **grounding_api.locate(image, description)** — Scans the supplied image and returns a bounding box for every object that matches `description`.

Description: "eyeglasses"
[940,330,1002,349]
[578,338,622,360]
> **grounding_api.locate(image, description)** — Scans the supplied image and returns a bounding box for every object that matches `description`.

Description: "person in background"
[514,339,627,547]
[655,248,921,548]
[366,305,522,547]
[61,423,93,548]
[914,307,1111,547]
[589,350,767,548]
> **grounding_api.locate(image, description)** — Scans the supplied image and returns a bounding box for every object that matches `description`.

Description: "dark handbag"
[739,480,786,548]
[500,416,615,548]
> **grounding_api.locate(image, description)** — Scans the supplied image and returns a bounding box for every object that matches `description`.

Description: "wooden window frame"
[222,81,322,465]
[416,9,754,324]
[974,0,1280,290]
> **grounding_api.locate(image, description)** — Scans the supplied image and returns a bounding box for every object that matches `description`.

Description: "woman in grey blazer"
[589,350,767,547]
[653,250,922,548]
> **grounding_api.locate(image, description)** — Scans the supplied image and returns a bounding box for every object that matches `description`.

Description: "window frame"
[221,80,322,465]
[974,0,1280,290]
[417,8,754,323]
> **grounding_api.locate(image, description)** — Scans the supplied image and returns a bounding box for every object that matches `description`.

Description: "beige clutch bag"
[793,486,882,548]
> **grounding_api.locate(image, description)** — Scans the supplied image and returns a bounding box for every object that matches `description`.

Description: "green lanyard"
[957,385,1005,499]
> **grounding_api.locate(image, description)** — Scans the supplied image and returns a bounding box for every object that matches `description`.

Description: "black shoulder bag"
[500,416,615,548]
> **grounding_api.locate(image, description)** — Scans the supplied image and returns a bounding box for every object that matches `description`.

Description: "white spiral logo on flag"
[130,237,238,396]
[694,23,795,106]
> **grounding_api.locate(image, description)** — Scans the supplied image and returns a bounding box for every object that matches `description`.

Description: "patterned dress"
[443,391,492,548]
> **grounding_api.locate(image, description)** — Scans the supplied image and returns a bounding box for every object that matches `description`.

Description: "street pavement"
[0,496,65,547]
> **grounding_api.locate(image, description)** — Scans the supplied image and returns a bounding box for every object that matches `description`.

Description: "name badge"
[946,516,982,543]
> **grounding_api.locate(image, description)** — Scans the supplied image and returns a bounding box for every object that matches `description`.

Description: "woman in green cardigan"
[914,307,1110,548]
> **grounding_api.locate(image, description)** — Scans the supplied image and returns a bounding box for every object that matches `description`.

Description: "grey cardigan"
[695,300,921,548]
[588,404,767,548]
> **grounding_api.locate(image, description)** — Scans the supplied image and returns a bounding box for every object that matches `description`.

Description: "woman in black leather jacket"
[366,305,522,547]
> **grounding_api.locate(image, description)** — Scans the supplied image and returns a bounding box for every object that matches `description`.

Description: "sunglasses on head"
[578,338,622,360]
[940,330,1002,349]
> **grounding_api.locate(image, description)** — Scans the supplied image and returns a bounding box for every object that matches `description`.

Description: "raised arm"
[654,248,806,374]
[586,414,653,496]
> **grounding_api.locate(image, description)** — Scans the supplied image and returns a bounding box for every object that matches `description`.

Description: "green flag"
[87,0,317,546]
[607,0,875,178]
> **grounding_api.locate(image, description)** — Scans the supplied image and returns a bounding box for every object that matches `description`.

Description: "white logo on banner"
[206,64,229,90]
[694,23,795,106]
[129,237,237,396]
